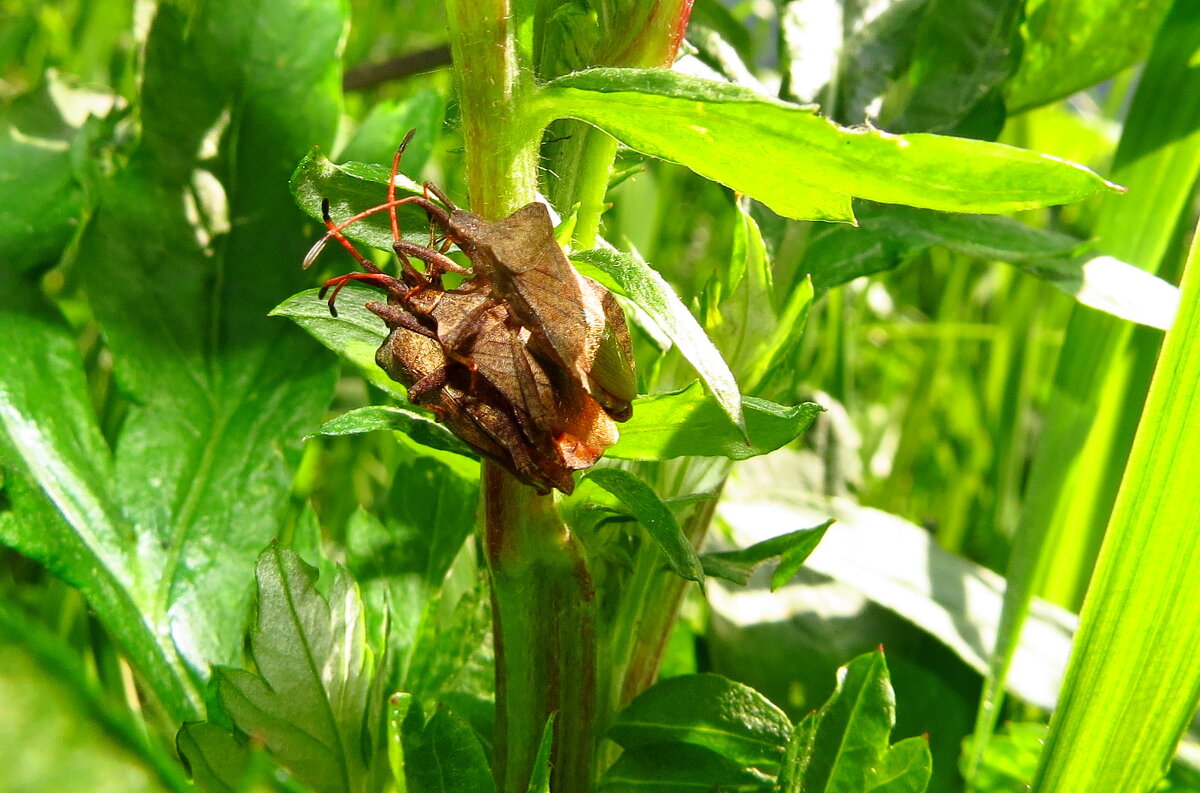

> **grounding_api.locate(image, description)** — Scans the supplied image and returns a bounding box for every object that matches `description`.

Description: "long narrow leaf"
[1030,206,1200,793]
[969,5,1200,777]
[534,68,1118,223]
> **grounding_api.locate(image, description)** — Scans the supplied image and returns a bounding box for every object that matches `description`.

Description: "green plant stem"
[444,3,598,792]
[540,0,695,247]
[482,464,597,793]
[546,123,620,250]
[445,0,540,219]
[601,468,725,770]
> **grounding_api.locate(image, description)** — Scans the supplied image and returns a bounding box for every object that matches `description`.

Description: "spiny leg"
[319,272,405,317]
[365,301,438,341]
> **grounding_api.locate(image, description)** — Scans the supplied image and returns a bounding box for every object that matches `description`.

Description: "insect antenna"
[302,194,452,270]
[319,198,383,274]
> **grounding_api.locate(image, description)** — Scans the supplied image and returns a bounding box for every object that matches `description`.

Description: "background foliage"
[1,1,1197,792]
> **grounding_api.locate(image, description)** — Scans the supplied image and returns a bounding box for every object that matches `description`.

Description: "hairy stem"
[444,2,598,791]
[445,0,540,218]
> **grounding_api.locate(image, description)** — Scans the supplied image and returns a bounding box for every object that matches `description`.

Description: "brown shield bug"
[307,145,623,493]
[307,130,637,424]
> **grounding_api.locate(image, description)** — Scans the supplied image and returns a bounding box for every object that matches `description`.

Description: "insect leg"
[387,130,418,246]
[394,239,471,276]
[319,272,407,316]
[366,301,438,341]
[304,195,450,270]
[406,365,450,405]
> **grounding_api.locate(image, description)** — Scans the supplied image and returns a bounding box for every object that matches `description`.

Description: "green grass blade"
[968,4,1200,780]
[1030,206,1200,793]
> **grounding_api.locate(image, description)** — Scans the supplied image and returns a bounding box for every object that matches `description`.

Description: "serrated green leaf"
[215,547,377,793]
[608,382,823,461]
[585,468,704,584]
[310,406,477,459]
[609,673,791,770]
[701,520,833,588]
[574,246,745,434]
[406,706,496,793]
[601,742,773,792]
[534,68,1118,223]
[785,651,932,793]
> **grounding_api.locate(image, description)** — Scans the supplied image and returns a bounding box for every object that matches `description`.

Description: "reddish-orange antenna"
[302,194,449,270]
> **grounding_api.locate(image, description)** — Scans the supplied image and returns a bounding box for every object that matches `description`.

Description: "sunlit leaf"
[1031,206,1200,793]
[534,68,1118,222]
[585,468,704,584]
[718,486,1077,713]
[214,547,381,793]
[575,246,745,433]
[608,673,791,770]
[701,520,833,589]
[608,382,822,462]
